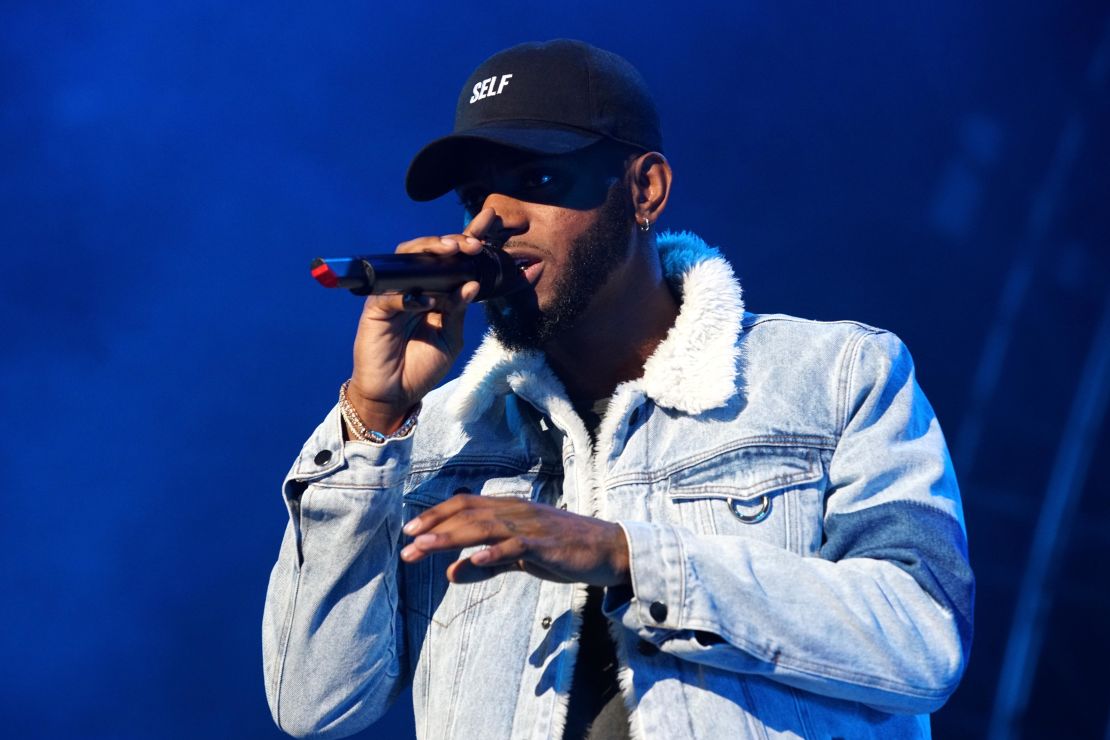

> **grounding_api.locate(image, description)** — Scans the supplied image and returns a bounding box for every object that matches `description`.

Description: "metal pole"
[987,291,1110,739]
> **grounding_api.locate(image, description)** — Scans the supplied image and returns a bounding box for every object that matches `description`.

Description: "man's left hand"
[400,493,631,587]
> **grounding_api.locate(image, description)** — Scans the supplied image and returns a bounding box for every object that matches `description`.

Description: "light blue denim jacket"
[263,232,973,739]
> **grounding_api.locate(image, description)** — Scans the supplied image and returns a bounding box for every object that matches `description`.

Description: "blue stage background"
[4,2,1108,738]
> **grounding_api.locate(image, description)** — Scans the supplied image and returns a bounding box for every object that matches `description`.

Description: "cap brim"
[404,122,604,201]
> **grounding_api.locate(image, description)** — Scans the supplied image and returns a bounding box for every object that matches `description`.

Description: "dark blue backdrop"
[4,2,1108,738]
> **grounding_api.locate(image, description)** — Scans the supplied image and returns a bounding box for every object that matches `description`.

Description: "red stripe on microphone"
[311,262,339,288]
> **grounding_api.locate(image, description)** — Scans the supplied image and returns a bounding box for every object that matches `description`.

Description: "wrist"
[352,406,412,436]
[608,522,632,587]
[339,380,420,443]
[346,381,415,434]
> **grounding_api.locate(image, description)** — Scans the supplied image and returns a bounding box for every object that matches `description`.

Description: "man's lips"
[504,250,545,286]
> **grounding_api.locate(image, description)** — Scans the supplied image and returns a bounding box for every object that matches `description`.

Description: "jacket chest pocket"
[665,445,825,552]
[401,476,541,629]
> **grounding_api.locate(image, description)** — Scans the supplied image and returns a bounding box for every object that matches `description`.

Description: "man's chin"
[484,291,549,352]
[488,324,547,353]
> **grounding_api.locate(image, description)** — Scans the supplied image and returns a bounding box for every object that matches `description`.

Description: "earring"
[639,218,652,233]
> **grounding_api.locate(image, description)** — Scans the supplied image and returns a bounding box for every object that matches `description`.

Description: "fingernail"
[465,236,482,246]
[400,545,415,560]
[403,519,420,535]
[471,549,491,564]
[413,534,437,548]
[440,237,457,247]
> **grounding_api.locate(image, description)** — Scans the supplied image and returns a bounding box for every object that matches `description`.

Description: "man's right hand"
[346,207,498,435]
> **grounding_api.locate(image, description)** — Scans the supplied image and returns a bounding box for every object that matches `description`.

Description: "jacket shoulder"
[742,311,890,337]
[740,312,910,361]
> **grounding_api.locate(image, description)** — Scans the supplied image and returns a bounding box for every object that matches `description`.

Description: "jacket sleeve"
[604,329,974,715]
[262,405,413,738]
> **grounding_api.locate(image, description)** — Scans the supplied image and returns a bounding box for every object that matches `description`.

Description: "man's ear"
[629,151,672,228]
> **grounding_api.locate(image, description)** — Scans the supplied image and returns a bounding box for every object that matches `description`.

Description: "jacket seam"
[743,314,883,332]
[272,564,301,731]
[306,481,405,491]
[444,578,490,738]
[604,435,836,489]
[678,616,954,698]
[668,448,822,499]
[676,672,701,739]
[409,457,561,476]
[738,678,770,740]
[836,327,881,437]
[869,497,962,521]
[788,685,817,737]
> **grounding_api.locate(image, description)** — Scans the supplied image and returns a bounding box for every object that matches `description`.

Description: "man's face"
[454,144,637,351]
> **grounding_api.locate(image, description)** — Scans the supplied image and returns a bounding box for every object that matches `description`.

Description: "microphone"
[310,244,529,301]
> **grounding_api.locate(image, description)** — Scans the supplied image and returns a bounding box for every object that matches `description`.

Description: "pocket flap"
[668,446,823,501]
[403,489,449,509]
[403,472,539,509]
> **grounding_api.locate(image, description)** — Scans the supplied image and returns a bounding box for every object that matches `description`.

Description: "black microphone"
[310,244,528,301]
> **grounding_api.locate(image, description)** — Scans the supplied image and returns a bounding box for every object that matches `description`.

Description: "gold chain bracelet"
[339,380,419,444]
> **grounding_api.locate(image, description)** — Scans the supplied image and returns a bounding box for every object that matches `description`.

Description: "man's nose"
[481,193,529,242]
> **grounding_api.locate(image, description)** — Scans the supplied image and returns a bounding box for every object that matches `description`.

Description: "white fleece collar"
[446,230,744,423]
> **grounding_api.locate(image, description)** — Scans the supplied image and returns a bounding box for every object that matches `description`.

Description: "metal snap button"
[730,495,771,524]
[313,450,332,466]
[541,616,552,629]
[649,601,668,623]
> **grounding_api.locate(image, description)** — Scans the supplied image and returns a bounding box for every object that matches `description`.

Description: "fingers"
[400,494,534,564]
[402,493,480,536]
[399,501,505,563]
[398,495,625,586]
[458,280,481,304]
[447,553,523,584]
[469,537,527,567]
[395,208,496,258]
[463,207,497,241]
[359,276,479,323]
[359,291,439,321]
[447,536,530,584]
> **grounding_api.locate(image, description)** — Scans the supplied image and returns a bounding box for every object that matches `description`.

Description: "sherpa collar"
[446,230,744,423]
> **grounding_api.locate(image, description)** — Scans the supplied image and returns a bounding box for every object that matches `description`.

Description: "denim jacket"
[263,232,973,739]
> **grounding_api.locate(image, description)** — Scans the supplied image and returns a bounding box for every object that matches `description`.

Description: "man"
[264,39,973,739]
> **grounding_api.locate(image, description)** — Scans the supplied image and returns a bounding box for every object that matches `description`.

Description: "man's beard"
[484,183,634,352]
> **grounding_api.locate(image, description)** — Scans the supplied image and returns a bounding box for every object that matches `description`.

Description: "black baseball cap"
[405,39,663,201]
